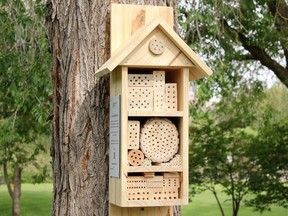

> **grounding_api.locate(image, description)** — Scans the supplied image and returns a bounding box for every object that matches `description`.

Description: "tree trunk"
[211,187,225,216]
[46,0,178,215]
[3,162,22,216]
[12,164,21,216]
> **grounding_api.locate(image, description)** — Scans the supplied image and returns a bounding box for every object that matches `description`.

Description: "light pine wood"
[153,71,165,111]
[140,118,179,163]
[178,68,189,204]
[128,110,183,117]
[110,67,190,208]
[128,121,140,149]
[111,4,174,56]
[128,98,154,111]
[122,200,183,208]
[105,4,211,214]
[165,83,177,111]
[128,87,154,99]
[125,173,181,206]
[122,30,194,68]
[95,18,213,80]
[128,166,183,173]
[128,149,145,166]
[110,204,173,216]
[109,66,123,207]
[121,67,129,207]
[128,74,154,87]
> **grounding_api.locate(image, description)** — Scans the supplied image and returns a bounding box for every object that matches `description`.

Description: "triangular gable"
[121,27,194,68]
[95,18,213,80]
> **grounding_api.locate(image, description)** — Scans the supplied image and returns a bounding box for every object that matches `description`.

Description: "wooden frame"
[109,66,189,207]
[97,3,212,215]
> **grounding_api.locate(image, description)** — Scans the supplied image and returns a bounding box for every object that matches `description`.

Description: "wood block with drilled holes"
[153,71,165,111]
[128,121,140,150]
[128,87,153,99]
[128,98,153,111]
[128,149,144,166]
[153,71,165,83]
[126,173,180,202]
[140,118,179,163]
[146,176,163,188]
[165,83,177,111]
[128,74,154,87]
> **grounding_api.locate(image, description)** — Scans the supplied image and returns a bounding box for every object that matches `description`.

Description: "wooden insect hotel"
[95,3,212,215]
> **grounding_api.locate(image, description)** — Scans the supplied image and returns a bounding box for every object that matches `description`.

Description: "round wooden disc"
[128,149,144,166]
[149,38,165,55]
[140,118,179,163]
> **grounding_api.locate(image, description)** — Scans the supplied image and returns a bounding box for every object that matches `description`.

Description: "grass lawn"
[182,189,288,216]
[0,183,52,216]
[0,183,287,215]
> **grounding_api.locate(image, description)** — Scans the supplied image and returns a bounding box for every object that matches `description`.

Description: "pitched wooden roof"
[95,18,212,80]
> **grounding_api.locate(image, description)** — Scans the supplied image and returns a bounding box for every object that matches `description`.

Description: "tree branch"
[3,162,14,199]
[267,1,288,69]
[221,19,288,87]
[208,186,226,216]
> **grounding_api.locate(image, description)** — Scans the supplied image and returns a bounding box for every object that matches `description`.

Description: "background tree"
[0,0,51,215]
[46,0,179,215]
[180,1,288,214]
[189,79,288,216]
[245,84,288,211]
[179,0,288,87]
[189,80,264,216]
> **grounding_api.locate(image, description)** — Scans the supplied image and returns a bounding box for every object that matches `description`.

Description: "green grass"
[0,183,52,216]
[0,183,287,215]
[182,189,288,216]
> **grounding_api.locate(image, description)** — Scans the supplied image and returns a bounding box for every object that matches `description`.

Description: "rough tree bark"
[46,0,179,215]
[3,163,21,216]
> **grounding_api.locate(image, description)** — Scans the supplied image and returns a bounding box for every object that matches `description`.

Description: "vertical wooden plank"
[181,68,189,204]
[109,68,122,207]
[109,178,116,205]
[121,66,129,207]
[111,4,174,56]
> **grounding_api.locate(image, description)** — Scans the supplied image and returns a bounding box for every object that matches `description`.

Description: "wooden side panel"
[109,67,122,206]
[121,67,129,207]
[179,68,189,204]
[111,4,173,56]
[109,66,130,207]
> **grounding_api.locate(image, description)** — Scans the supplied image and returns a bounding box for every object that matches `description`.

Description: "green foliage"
[179,0,288,87]
[262,84,288,122]
[246,115,288,211]
[0,0,51,179]
[179,0,287,61]
[189,81,288,215]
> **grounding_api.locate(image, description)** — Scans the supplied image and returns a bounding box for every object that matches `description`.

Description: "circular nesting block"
[140,118,179,163]
[128,149,144,166]
[149,38,165,55]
